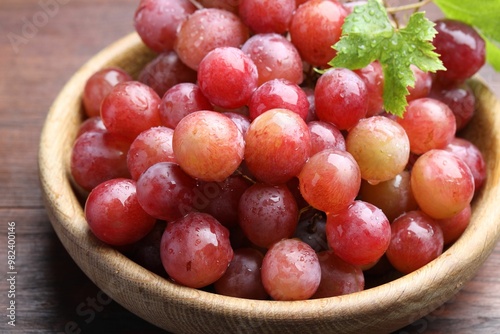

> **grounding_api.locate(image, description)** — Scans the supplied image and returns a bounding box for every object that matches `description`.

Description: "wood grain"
[1,1,500,333]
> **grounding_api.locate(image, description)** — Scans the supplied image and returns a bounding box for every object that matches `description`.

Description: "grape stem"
[386,0,434,14]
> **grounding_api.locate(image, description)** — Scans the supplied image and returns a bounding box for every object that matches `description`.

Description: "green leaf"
[434,0,500,71]
[329,0,445,117]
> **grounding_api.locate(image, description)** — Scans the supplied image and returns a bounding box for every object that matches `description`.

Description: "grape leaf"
[329,0,445,117]
[433,0,500,70]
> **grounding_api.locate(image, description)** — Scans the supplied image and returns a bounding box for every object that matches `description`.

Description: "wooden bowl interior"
[38,32,500,334]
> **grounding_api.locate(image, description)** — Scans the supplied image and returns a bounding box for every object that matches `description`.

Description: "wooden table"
[1,1,499,333]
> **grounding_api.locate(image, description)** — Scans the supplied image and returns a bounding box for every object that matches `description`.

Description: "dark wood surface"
[1,1,499,333]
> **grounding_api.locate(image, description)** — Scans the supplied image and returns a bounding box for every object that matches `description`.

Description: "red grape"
[308,120,346,156]
[354,61,384,117]
[239,0,295,34]
[429,82,475,131]
[436,204,471,245]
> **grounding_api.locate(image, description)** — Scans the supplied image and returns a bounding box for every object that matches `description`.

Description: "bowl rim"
[38,32,500,334]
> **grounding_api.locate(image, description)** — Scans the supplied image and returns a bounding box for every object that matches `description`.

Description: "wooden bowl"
[39,32,500,334]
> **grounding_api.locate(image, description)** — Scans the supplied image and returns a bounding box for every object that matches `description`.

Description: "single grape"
[411,149,475,219]
[436,204,471,245]
[429,82,476,131]
[126,126,176,181]
[406,65,432,102]
[239,0,295,34]
[354,61,384,117]
[308,120,346,156]
[174,8,249,70]
[84,178,157,246]
[82,67,132,118]
[160,212,234,288]
[346,116,410,184]
[314,68,368,130]
[244,108,311,185]
[289,0,347,67]
[134,0,197,53]
[247,79,309,121]
[76,116,106,138]
[261,238,321,301]
[214,248,268,300]
[100,81,162,141]
[126,221,167,277]
[172,110,245,182]
[136,162,197,221]
[386,210,444,274]
[325,200,391,266]
[298,149,361,214]
[197,47,258,109]
[238,183,299,248]
[396,98,456,155]
[159,83,214,129]
[70,130,131,192]
[222,112,251,136]
[312,250,364,298]
[241,33,303,86]
[198,0,239,14]
[293,209,328,252]
[138,51,197,98]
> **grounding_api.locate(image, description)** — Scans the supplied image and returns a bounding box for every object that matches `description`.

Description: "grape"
[354,61,384,117]
[84,178,157,246]
[308,120,346,155]
[444,137,487,192]
[293,209,328,252]
[160,212,234,288]
[70,131,131,192]
[359,171,418,222]
[325,200,391,266]
[198,0,239,14]
[302,87,318,122]
[299,149,361,214]
[214,248,268,300]
[261,238,321,301]
[82,67,132,118]
[222,112,251,136]
[244,108,311,185]
[346,116,410,184]
[314,68,368,130]
[238,183,299,248]
[172,110,245,182]
[138,51,197,97]
[100,81,162,141]
[436,204,471,245]
[174,8,249,70]
[289,0,347,67]
[411,149,475,219]
[133,0,196,53]
[197,47,258,109]
[433,19,486,86]
[126,221,167,277]
[198,175,253,228]
[159,83,213,129]
[406,65,432,102]
[241,33,303,86]
[396,98,456,155]
[247,79,309,121]
[76,116,106,138]
[239,0,295,34]
[312,250,364,298]
[126,126,176,180]
[136,162,197,221]
[386,210,444,274]
[429,82,475,131]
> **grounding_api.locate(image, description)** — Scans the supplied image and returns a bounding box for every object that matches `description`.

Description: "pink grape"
[134,0,197,53]
[247,79,309,121]
[406,65,432,102]
[174,8,249,70]
[160,212,233,288]
[314,68,368,130]
[222,112,251,136]
[298,149,361,214]
[429,82,476,131]
[308,120,346,155]
[82,67,132,117]
[239,0,295,34]
[411,149,475,219]
[325,200,391,266]
[354,61,384,116]
[159,83,214,129]
[198,0,239,14]
[136,162,197,221]
[100,81,162,141]
[244,108,311,185]
[386,210,444,274]
[126,126,176,180]
[241,33,304,86]
[76,116,106,138]
[261,238,321,301]
[238,183,299,248]
[84,178,156,246]
[346,116,410,183]
[436,205,472,245]
[197,47,258,109]
[172,110,245,182]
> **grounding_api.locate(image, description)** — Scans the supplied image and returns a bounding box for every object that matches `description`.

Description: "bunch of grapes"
[71,0,487,301]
